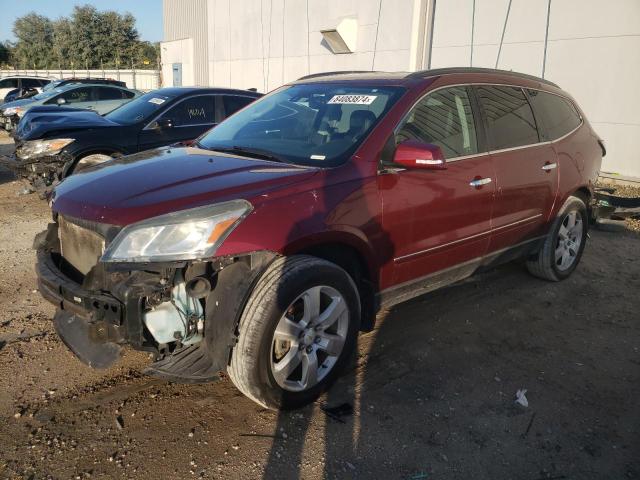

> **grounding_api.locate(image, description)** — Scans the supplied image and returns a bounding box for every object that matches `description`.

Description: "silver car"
[0,83,141,130]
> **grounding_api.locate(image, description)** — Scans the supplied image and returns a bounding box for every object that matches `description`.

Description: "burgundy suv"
[36,68,602,409]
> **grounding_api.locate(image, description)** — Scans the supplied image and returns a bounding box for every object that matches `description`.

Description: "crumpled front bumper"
[36,248,124,327]
[35,220,277,380]
[34,224,163,369]
[0,114,18,131]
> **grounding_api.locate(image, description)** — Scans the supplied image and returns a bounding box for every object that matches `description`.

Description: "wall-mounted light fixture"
[321,18,358,54]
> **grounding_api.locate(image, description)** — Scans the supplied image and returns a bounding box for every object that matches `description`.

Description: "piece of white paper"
[327,94,377,105]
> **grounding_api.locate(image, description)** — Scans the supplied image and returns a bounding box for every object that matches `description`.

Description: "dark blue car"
[3,87,262,195]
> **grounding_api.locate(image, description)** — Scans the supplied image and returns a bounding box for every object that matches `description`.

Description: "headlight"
[2,106,24,116]
[16,138,75,160]
[101,200,253,263]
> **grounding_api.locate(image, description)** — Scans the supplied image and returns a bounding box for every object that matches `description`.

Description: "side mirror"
[393,140,446,170]
[56,97,66,105]
[157,118,174,129]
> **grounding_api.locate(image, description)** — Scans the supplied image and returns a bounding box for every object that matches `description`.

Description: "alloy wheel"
[270,285,349,392]
[555,210,583,271]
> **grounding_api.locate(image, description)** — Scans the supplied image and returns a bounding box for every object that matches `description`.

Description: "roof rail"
[297,70,378,81]
[406,67,559,88]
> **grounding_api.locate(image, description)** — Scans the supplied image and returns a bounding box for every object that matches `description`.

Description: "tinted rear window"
[97,87,125,100]
[0,78,19,88]
[526,89,581,141]
[222,95,255,117]
[22,79,45,88]
[476,85,539,150]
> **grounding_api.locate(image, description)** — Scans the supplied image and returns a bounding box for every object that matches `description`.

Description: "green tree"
[0,41,13,66]
[10,4,154,71]
[52,18,75,69]
[12,13,55,69]
[135,41,160,69]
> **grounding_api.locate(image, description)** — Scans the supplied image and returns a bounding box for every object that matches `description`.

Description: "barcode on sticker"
[328,95,377,105]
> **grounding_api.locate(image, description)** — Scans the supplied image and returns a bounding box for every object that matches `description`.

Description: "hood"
[0,97,36,111]
[52,146,318,226]
[16,107,118,141]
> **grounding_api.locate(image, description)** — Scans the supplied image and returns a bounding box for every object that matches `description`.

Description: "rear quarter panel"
[552,117,602,217]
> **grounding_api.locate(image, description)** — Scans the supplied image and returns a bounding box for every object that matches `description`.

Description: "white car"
[0,76,53,104]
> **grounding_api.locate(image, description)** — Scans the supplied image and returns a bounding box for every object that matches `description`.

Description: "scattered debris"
[409,473,429,480]
[521,412,537,438]
[115,415,124,430]
[515,389,529,407]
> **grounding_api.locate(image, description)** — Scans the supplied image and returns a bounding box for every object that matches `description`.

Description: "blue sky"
[0,0,163,43]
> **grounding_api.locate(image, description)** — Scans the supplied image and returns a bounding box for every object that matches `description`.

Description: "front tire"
[228,255,360,410]
[526,195,588,281]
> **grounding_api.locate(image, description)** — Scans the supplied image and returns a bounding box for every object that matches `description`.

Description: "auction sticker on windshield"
[148,97,166,105]
[328,95,377,105]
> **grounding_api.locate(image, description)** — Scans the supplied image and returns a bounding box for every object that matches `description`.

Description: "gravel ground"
[0,131,639,479]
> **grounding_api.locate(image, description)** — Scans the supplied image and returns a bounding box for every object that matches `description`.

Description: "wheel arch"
[64,147,125,177]
[285,233,379,331]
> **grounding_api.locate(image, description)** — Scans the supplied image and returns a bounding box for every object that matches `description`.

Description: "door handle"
[542,162,557,171]
[469,177,492,188]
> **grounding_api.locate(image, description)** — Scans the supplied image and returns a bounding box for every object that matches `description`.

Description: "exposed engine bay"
[35,217,275,382]
[0,151,72,198]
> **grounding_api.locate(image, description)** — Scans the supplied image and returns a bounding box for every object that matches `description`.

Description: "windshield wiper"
[210,145,287,164]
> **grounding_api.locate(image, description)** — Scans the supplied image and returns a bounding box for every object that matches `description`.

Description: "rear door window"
[0,78,19,89]
[526,89,581,140]
[396,86,478,159]
[158,95,216,127]
[475,85,539,150]
[22,79,44,88]
[96,87,126,100]
[222,95,255,118]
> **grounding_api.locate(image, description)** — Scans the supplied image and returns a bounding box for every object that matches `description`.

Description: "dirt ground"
[0,131,638,480]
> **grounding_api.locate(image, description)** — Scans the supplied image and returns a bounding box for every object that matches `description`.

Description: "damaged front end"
[35,215,275,383]
[0,150,74,199]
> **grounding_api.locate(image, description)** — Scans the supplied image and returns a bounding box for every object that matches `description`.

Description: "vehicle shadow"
[261,146,395,478]
[261,260,537,478]
[0,166,15,185]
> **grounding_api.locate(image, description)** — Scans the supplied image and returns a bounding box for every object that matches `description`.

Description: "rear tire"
[228,255,360,410]
[526,195,588,281]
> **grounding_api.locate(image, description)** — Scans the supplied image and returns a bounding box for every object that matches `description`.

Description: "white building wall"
[160,38,195,87]
[163,0,639,177]
[162,0,209,86]
[430,0,640,178]
[205,0,420,92]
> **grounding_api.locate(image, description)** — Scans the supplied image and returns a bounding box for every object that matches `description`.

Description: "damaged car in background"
[0,83,141,131]
[0,87,261,196]
[0,75,53,104]
[35,68,602,410]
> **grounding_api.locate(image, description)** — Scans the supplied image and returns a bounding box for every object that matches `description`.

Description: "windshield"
[198,84,405,167]
[42,80,63,91]
[105,91,175,125]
